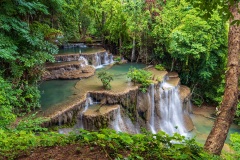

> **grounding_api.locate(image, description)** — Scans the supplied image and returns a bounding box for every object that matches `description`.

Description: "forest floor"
[17,143,125,160]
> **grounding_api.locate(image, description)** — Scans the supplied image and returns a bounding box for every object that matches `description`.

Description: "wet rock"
[82,105,120,131]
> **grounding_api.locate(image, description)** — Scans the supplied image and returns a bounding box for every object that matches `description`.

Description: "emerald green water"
[39,63,146,111]
[39,80,79,111]
[191,114,240,144]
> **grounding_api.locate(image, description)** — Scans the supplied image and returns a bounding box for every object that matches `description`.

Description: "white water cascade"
[111,107,137,133]
[78,96,93,129]
[92,53,102,68]
[102,52,114,65]
[148,83,156,134]
[78,56,89,67]
[157,82,186,135]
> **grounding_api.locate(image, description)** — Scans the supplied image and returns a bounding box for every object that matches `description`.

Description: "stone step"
[146,67,168,82]
[167,72,179,78]
[166,77,180,87]
[42,65,95,80]
[45,61,82,70]
[179,85,191,101]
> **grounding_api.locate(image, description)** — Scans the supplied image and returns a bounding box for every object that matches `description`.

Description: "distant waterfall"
[102,52,109,64]
[158,82,186,135]
[78,56,89,67]
[92,53,102,68]
[92,52,114,68]
[78,96,93,129]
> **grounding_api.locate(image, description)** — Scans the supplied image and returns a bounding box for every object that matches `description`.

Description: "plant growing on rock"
[155,64,166,71]
[97,71,113,90]
[127,67,152,93]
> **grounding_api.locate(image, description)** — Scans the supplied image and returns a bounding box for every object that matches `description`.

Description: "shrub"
[97,71,113,90]
[85,37,93,43]
[127,67,152,93]
[155,64,166,71]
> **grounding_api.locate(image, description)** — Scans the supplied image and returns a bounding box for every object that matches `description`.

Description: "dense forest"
[0,0,239,159]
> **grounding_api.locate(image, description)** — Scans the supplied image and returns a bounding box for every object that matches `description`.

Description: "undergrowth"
[0,128,220,160]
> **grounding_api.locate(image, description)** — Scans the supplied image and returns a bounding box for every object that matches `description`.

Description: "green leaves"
[127,67,152,93]
[97,71,114,90]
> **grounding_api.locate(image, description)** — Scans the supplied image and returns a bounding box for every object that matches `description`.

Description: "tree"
[187,0,240,155]
[0,0,58,113]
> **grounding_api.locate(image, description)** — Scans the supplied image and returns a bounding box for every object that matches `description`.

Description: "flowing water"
[158,82,186,135]
[58,46,103,55]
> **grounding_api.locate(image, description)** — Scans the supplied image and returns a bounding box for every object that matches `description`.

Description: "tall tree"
[187,0,240,155]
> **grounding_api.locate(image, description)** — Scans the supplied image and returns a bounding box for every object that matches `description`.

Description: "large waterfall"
[73,79,188,136]
[158,82,186,135]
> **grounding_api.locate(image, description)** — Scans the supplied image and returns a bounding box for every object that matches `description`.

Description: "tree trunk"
[131,35,136,62]
[204,2,240,155]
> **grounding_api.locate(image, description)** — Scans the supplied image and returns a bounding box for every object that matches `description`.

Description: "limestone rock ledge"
[42,64,95,80]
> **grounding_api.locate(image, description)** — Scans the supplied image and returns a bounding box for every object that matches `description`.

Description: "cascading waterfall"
[102,52,109,64]
[78,56,89,67]
[78,96,93,128]
[92,53,102,68]
[158,82,186,135]
[111,106,137,133]
[148,83,156,134]
[112,107,124,132]
[108,54,114,64]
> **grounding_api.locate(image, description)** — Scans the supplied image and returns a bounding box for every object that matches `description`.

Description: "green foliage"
[0,127,221,159]
[76,129,215,160]
[0,78,16,129]
[0,0,58,115]
[155,64,166,71]
[230,133,240,158]
[85,37,93,43]
[114,56,122,62]
[15,114,48,132]
[97,71,114,90]
[0,129,72,159]
[127,67,152,93]
[153,0,228,104]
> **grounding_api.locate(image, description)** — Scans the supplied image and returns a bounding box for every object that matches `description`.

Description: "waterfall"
[78,56,89,67]
[111,106,137,133]
[112,107,124,132]
[102,52,109,64]
[157,82,186,135]
[92,53,102,68]
[102,52,114,65]
[78,96,93,129]
[148,84,156,134]
[108,54,114,64]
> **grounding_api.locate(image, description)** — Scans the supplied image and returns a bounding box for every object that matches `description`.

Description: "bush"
[85,37,93,43]
[155,64,166,71]
[127,67,152,93]
[97,71,113,90]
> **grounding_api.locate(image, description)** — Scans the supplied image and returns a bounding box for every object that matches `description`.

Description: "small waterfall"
[78,96,93,129]
[158,82,186,135]
[92,53,102,68]
[112,107,124,132]
[102,52,109,64]
[108,54,114,64]
[111,107,137,133]
[148,84,156,134]
[78,56,89,67]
